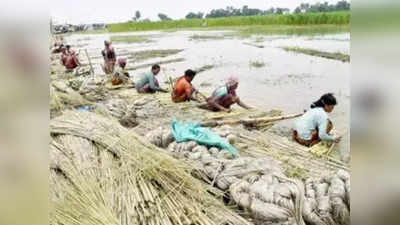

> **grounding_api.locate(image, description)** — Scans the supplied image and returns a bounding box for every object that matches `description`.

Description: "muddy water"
[66,30,350,162]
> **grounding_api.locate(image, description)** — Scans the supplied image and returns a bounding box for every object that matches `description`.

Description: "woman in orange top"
[172,69,199,103]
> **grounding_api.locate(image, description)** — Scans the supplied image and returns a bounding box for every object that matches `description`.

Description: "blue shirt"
[212,86,228,98]
[135,72,161,91]
[295,107,335,141]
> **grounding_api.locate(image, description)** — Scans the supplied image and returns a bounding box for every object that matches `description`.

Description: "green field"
[108,11,350,33]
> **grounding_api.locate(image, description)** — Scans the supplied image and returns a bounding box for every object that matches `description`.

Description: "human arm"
[148,75,166,92]
[208,96,231,112]
[110,48,116,61]
[186,84,201,102]
[317,117,336,142]
[237,97,252,110]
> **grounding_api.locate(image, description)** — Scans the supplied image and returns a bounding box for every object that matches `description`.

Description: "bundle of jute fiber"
[68,76,86,91]
[145,126,175,148]
[50,110,252,225]
[145,128,306,225]
[50,83,91,118]
[145,127,351,225]
[167,142,306,225]
[93,98,138,128]
[79,76,108,101]
[212,125,238,145]
[303,170,350,225]
[145,125,237,154]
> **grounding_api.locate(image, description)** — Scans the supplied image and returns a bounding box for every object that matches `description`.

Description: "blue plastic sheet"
[171,120,239,157]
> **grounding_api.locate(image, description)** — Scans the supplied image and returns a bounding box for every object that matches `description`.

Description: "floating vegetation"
[282,46,350,62]
[196,64,215,73]
[200,82,212,87]
[189,33,234,41]
[249,60,266,68]
[129,49,183,62]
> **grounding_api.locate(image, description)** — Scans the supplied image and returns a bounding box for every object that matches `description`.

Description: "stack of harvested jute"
[50,111,252,225]
[78,76,108,101]
[50,81,91,118]
[146,127,350,225]
[95,98,138,128]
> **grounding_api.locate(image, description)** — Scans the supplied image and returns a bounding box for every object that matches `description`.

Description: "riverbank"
[108,11,350,32]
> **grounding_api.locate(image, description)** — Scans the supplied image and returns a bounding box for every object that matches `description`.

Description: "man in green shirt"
[136,64,168,93]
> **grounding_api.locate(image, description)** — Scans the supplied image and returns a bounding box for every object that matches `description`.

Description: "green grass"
[109,11,350,33]
[110,35,153,43]
[282,47,350,62]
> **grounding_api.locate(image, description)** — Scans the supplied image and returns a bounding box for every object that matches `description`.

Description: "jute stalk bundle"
[50,110,252,225]
[201,113,303,128]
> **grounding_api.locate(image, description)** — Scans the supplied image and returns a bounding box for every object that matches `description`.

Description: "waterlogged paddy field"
[66,29,350,162]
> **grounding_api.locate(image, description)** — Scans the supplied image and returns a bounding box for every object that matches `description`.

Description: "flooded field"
[65,29,350,162]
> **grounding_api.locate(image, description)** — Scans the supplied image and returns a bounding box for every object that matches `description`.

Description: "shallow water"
[65,29,350,162]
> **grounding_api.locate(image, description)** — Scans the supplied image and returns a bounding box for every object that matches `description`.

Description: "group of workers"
[53,42,81,72]
[55,39,342,147]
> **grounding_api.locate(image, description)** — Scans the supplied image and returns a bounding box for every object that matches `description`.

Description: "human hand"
[334,135,342,143]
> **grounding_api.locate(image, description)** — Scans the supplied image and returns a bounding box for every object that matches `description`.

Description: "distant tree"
[185,12,204,19]
[197,12,204,19]
[158,13,172,21]
[294,1,350,13]
[205,5,267,18]
[300,3,310,12]
[275,8,289,14]
[135,11,141,20]
[241,5,249,16]
[186,12,196,19]
[142,18,151,22]
[132,10,141,21]
[206,8,229,18]
[265,7,275,14]
[335,0,350,10]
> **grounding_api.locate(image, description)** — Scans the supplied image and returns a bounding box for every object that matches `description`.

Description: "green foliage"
[158,13,172,21]
[294,0,350,14]
[186,12,204,19]
[109,11,350,33]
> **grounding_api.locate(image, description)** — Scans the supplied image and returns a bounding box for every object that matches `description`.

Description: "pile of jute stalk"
[50,110,252,225]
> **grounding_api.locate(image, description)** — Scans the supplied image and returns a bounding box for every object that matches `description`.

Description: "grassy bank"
[108,11,350,33]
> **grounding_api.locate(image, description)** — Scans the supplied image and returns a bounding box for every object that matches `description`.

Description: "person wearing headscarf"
[198,76,251,112]
[101,40,116,74]
[111,58,130,85]
[293,93,342,147]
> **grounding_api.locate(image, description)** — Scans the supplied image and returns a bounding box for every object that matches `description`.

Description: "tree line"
[131,1,350,22]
